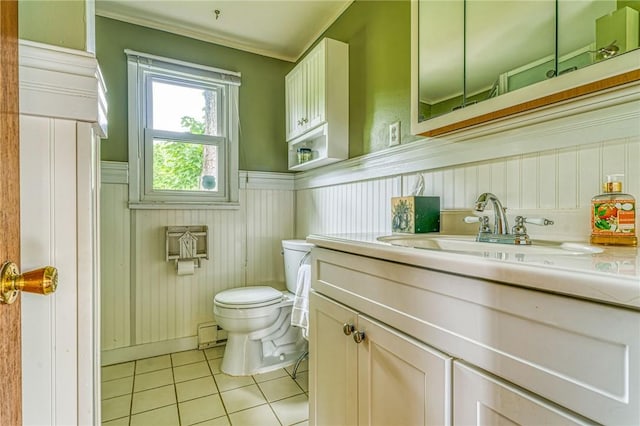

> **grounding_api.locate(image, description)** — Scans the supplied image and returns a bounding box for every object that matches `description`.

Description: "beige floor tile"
[172,349,206,366]
[101,394,131,422]
[294,371,308,392]
[102,362,135,381]
[204,346,225,360]
[176,376,218,402]
[136,354,172,374]
[208,357,222,375]
[220,384,266,413]
[285,359,308,375]
[130,404,179,426]
[134,368,174,392]
[228,404,280,426]
[131,384,176,414]
[178,394,226,425]
[191,415,230,426]
[258,376,303,402]
[102,376,133,400]
[271,394,309,426]
[214,373,254,392]
[101,415,129,426]
[174,361,211,383]
[252,368,288,383]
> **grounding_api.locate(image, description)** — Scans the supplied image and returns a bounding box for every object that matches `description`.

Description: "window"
[126,50,240,207]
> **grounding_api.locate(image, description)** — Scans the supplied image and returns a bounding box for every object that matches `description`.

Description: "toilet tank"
[282,239,313,293]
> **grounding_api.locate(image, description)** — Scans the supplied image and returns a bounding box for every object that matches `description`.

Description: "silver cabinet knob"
[353,331,365,344]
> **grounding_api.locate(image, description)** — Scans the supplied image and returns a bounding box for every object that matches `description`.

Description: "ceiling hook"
[214,9,221,20]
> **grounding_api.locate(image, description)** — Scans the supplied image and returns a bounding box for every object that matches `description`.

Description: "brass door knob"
[0,261,58,304]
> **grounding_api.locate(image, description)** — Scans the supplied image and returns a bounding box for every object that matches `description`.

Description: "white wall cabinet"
[309,291,452,426]
[285,38,348,170]
[309,246,639,425]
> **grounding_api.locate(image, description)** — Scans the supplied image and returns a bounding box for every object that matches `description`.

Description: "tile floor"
[101,347,309,426]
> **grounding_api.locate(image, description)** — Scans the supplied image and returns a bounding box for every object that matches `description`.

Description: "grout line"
[102,350,309,426]
[128,361,137,426]
[251,376,284,426]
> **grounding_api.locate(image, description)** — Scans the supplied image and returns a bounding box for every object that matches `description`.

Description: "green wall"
[97,0,412,170]
[96,16,293,171]
[318,0,413,157]
[19,0,87,51]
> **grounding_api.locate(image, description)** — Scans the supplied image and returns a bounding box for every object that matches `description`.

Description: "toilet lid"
[214,286,283,308]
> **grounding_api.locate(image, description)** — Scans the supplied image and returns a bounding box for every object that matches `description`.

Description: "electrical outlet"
[389,121,400,146]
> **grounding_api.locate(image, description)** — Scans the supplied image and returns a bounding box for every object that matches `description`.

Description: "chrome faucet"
[474,193,509,235]
[466,192,555,245]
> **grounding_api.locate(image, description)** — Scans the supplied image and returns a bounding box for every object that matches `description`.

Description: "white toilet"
[213,239,312,376]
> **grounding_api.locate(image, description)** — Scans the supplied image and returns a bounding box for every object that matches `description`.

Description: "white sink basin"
[377,234,603,258]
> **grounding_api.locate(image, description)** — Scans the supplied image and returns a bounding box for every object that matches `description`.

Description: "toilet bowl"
[213,239,312,376]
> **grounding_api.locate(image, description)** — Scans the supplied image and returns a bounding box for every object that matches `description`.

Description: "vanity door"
[357,314,452,426]
[309,291,358,426]
[453,362,595,425]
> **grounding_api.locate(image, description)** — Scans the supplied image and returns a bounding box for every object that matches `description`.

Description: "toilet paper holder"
[166,225,209,269]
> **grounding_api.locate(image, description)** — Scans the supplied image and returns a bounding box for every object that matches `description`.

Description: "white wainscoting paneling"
[21,117,78,426]
[296,137,640,241]
[245,188,295,285]
[100,182,131,350]
[100,167,296,364]
[296,176,402,236]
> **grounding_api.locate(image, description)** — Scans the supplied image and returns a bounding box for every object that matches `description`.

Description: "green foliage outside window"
[152,115,206,191]
[153,141,203,191]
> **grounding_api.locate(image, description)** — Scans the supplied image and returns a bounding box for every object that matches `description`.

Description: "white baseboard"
[101,336,199,366]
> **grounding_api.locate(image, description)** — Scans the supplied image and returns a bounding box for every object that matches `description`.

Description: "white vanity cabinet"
[308,245,640,425]
[285,38,348,170]
[309,291,452,426]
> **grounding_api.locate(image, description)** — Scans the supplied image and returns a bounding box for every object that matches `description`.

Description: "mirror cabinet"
[412,0,640,137]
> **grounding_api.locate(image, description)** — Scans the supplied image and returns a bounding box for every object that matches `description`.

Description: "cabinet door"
[357,315,452,426]
[285,63,306,140]
[309,291,358,426]
[304,42,326,131]
[453,362,595,425]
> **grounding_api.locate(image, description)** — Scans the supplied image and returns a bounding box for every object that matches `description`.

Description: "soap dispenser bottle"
[590,174,637,246]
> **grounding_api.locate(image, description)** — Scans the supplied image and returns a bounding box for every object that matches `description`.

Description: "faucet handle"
[512,216,527,236]
[464,216,481,224]
[523,217,554,226]
[464,216,491,233]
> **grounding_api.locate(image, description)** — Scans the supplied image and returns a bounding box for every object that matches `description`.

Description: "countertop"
[307,233,640,310]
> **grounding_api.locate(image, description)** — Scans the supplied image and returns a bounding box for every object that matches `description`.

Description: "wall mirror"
[412,0,640,137]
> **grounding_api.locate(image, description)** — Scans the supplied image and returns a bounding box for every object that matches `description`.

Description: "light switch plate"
[389,121,400,146]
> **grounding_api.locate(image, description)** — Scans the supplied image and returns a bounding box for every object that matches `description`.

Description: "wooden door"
[0,0,22,424]
[308,291,358,426]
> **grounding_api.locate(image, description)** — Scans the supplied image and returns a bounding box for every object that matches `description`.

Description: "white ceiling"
[95,0,353,62]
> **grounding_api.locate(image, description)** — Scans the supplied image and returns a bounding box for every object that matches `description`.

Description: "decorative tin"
[391,196,440,233]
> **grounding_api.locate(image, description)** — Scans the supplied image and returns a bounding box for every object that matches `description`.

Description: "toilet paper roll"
[177,259,195,276]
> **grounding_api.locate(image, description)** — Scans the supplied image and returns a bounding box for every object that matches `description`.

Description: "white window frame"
[126,49,241,208]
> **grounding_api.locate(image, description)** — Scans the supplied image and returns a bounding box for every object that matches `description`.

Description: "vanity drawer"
[312,247,640,425]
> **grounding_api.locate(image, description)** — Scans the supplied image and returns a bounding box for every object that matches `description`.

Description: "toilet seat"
[214,286,283,309]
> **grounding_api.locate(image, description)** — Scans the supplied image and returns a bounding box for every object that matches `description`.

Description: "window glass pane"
[151,80,220,136]
[152,139,218,192]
